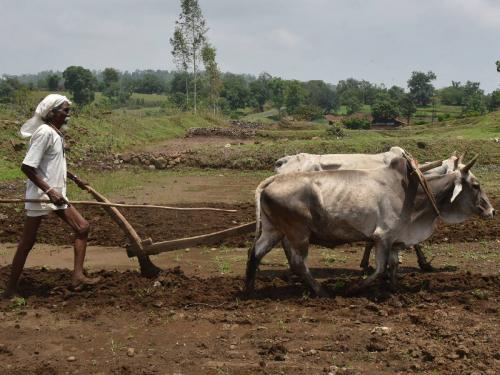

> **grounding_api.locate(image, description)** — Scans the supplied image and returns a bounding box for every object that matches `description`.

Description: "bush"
[293,104,323,121]
[326,125,345,138]
[342,118,371,130]
[437,113,450,122]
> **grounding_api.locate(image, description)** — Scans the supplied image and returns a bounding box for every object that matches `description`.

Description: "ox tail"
[254,174,279,240]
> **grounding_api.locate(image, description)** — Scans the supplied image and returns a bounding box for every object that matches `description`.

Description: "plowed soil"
[0,182,498,374]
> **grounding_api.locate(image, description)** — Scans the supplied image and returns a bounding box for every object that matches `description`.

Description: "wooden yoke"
[67,172,161,277]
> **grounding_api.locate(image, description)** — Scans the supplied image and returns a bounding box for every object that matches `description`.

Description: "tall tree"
[201,43,222,114]
[170,27,191,108]
[496,60,500,72]
[407,71,436,106]
[171,0,209,113]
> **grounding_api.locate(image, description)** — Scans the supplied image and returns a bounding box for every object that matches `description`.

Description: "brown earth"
[0,176,498,374]
[0,243,499,375]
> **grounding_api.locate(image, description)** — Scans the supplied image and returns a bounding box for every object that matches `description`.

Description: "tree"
[497,60,500,72]
[171,0,209,113]
[269,77,286,117]
[47,74,60,91]
[399,94,417,125]
[249,72,272,112]
[101,68,130,103]
[102,68,120,88]
[170,27,191,108]
[0,76,23,103]
[461,81,486,115]
[220,73,250,110]
[407,71,437,106]
[134,72,166,94]
[63,66,96,106]
[371,97,399,121]
[343,91,362,115]
[201,43,222,114]
[304,80,338,113]
[285,80,306,114]
[387,85,405,102]
[487,89,500,111]
[439,81,464,106]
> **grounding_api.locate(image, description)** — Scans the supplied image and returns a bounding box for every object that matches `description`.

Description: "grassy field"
[1,91,499,182]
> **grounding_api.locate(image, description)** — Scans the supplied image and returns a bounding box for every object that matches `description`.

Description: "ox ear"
[451,180,463,202]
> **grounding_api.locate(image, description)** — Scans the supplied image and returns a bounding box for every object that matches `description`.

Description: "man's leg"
[3,216,43,297]
[55,206,100,285]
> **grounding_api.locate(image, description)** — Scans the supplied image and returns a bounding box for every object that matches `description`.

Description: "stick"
[0,199,237,213]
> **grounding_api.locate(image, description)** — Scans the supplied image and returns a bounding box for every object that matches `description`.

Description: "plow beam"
[137,222,256,256]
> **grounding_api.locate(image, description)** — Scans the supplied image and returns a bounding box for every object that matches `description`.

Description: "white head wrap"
[19,94,72,138]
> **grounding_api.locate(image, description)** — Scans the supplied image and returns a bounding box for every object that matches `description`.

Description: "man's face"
[52,102,71,127]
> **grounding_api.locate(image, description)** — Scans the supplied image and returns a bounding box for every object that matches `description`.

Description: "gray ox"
[245,156,494,296]
[274,148,455,271]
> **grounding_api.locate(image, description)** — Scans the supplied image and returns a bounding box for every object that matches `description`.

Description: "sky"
[1,0,499,92]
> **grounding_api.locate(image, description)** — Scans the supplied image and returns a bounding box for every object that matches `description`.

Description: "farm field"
[0,103,499,374]
[0,167,499,374]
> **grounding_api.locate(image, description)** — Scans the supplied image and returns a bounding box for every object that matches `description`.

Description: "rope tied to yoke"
[402,151,440,216]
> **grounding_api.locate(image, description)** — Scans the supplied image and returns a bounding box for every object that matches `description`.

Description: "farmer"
[3,94,99,298]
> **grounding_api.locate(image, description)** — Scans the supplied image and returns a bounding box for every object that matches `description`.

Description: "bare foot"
[72,275,101,287]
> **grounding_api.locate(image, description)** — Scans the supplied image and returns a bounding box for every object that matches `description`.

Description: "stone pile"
[115,152,185,170]
[186,127,256,138]
[229,120,263,129]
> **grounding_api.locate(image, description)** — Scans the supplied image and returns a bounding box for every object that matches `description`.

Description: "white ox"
[274,148,455,271]
[245,156,494,296]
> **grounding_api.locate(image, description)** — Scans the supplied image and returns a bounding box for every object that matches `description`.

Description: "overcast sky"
[1,0,499,92]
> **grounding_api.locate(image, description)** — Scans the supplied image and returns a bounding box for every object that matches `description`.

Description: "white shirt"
[22,124,68,211]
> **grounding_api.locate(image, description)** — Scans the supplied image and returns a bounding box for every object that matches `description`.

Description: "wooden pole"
[0,199,237,213]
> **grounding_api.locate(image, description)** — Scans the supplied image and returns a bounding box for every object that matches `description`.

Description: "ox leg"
[288,241,327,297]
[349,241,389,293]
[415,244,435,272]
[360,243,374,272]
[244,224,282,295]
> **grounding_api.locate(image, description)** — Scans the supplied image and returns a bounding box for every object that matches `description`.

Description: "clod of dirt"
[66,356,76,362]
[127,348,135,357]
[366,337,386,352]
[0,344,12,356]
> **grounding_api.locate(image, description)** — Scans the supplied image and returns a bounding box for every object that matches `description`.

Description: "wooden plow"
[64,173,256,276]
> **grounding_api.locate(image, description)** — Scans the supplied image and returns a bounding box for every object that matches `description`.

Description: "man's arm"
[22,164,67,206]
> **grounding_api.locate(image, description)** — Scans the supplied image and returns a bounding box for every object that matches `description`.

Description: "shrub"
[342,118,371,130]
[293,104,323,121]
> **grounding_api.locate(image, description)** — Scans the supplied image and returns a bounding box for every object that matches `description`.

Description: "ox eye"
[472,183,480,189]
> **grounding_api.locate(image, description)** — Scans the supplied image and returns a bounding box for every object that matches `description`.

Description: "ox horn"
[451,150,458,157]
[458,150,467,164]
[419,159,443,172]
[461,154,478,173]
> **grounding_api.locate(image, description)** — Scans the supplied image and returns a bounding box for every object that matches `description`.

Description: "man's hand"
[46,189,68,206]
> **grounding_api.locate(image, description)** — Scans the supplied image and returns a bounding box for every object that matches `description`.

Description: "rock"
[67,356,76,362]
[152,301,163,308]
[370,326,391,335]
[148,165,156,170]
[127,348,135,357]
[229,345,236,350]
